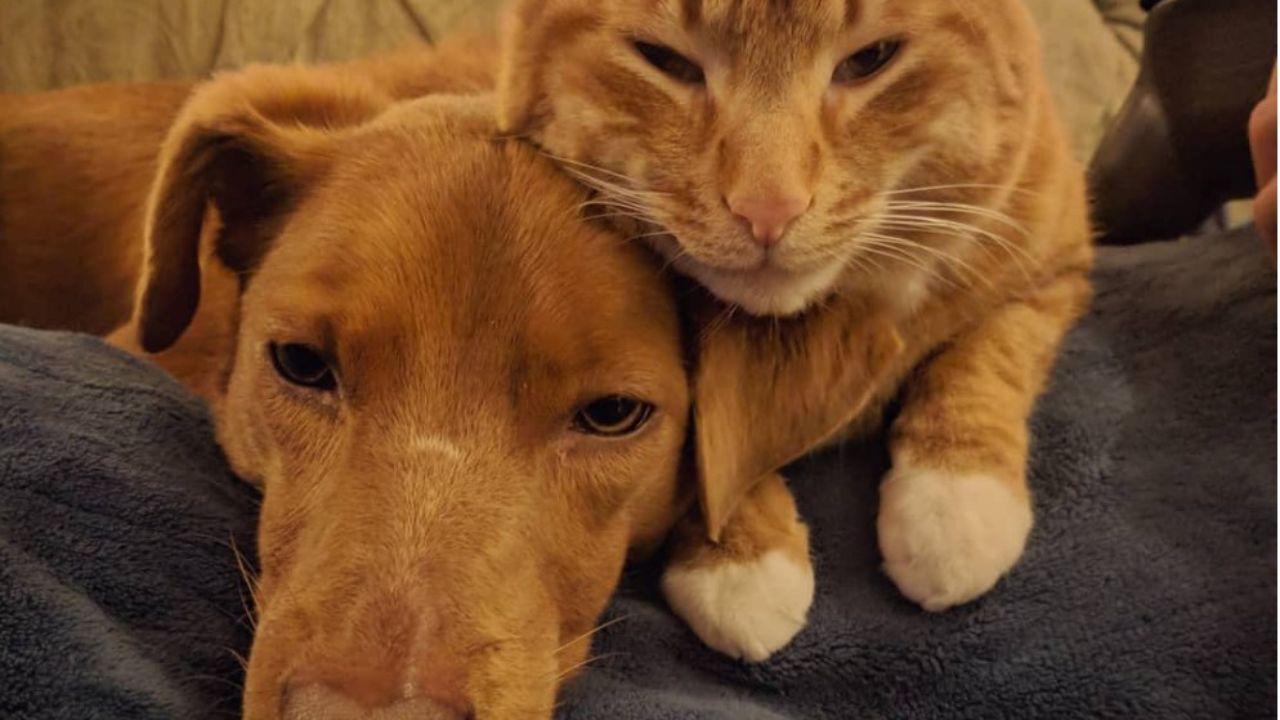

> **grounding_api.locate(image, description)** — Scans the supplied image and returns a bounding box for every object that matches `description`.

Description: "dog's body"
[0,36,496,336]
[0,81,190,334]
[2,63,696,718]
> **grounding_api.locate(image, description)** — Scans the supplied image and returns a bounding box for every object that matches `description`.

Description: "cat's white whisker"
[580,209,644,219]
[862,232,993,291]
[561,167,666,201]
[537,150,661,190]
[863,236,970,288]
[579,204,652,220]
[874,216,1034,283]
[881,183,1041,198]
[698,302,738,344]
[658,244,692,274]
[558,159,636,184]
[791,241,859,266]
[571,180,660,207]
[576,193,658,222]
[560,169,667,212]
[897,228,1027,275]
[882,210,1035,263]
[855,239,959,292]
[874,214,1007,244]
[884,200,1031,237]
[626,230,675,241]
[856,244,942,286]
[838,250,880,283]
[577,196,646,211]
[874,214,1032,260]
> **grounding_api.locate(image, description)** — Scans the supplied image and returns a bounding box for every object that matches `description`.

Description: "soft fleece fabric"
[0,227,1274,718]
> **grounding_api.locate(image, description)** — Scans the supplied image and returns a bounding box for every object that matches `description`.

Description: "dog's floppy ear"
[136,66,388,353]
[687,293,906,541]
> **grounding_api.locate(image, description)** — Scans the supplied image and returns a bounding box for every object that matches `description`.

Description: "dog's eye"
[832,38,903,84]
[269,342,336,391]
[573,395,654,437]
[633,41,705,85]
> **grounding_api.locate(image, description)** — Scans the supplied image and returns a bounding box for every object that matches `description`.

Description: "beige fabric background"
[0,0,504,90]
[1025,0,1145,160]
[0,0,1143,162]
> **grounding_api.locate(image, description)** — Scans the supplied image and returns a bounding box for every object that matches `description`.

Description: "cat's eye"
[832,38,903,84]
[573,395,655,437]
[632,41,705,85]
[269,342,337,391]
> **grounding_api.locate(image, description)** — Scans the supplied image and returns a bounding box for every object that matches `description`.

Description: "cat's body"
[498,0,1093,660]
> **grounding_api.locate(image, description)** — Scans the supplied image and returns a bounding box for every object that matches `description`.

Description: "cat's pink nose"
[728,193,811,248]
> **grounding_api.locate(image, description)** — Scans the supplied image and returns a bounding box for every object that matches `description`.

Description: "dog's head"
[128,68,689,718]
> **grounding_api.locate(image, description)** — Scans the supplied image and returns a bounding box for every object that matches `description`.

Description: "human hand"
[1248,66,1276,256]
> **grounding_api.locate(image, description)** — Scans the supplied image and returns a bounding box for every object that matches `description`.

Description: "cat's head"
[498,0,1043,315]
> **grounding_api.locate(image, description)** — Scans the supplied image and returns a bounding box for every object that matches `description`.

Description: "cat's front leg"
[878,270,1090,611]
[662,472,813,662]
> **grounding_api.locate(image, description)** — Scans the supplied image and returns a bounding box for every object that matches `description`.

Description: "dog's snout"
[275,592,472,720]
[284,682,466,720]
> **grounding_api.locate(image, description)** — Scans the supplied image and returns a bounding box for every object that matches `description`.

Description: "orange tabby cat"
[497,0,1093,662]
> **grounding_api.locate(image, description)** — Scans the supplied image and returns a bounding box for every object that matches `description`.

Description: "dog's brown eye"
[633,41,705,85]
[573,395,654,437]
[832,38,903,84]
[269,342,336,391]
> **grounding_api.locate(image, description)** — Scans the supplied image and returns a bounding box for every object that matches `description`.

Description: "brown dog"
[5,66,695,718]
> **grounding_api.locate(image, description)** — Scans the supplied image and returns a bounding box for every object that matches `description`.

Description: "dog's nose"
[284,682,465,720]
[727,192,812,248]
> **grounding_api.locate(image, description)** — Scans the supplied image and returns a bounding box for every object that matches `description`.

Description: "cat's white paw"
[877,467,1031,612]
[661,549,814,662]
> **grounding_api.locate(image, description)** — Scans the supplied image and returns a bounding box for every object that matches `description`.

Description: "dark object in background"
[1090,0,1277,244]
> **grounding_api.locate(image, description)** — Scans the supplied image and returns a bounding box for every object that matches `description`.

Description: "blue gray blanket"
[0,228,1275,719]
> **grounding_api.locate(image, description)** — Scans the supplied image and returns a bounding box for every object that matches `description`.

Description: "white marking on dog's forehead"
[411,434,465,461]
[403,668,418,700]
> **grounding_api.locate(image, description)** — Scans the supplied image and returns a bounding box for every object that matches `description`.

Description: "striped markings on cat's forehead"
[675,0,863,28]
[677,0,858,20]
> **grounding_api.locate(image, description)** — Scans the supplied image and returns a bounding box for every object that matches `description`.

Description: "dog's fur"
[0,36,494,336]
[0,81,192,334]
[3,63,700,718]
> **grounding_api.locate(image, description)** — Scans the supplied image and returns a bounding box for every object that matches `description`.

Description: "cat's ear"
[136,66,388,352]
[496,0,597,135]
[992,3,1040,103]
[687,293,905,541]
[496,0,548,134]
